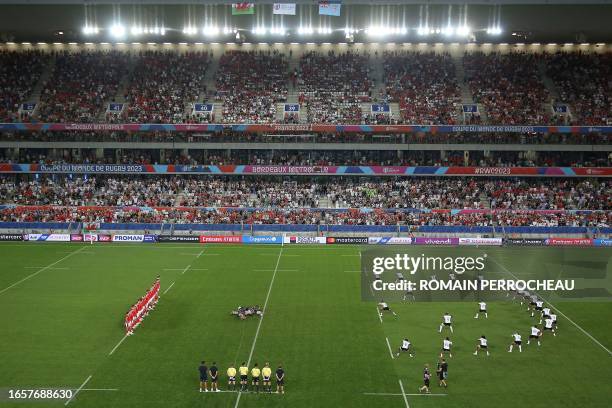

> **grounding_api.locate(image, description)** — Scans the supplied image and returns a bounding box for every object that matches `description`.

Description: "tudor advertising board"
[458,237,503,246]
[505,238,547,246]
[283,236,327,244]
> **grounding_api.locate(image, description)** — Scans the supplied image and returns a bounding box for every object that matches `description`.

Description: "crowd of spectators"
[298,51,372,124]
[384,51,461,124]
[2,176,608,212]
[0,51,49,122]
[215,50,288,123]
[463,52,551,125]
[545,52,611,126]
[37,51,128,123]
[124,51,211,124]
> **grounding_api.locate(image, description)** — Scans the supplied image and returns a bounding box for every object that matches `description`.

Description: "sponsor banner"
[1,163,609,177]
[283,236,327,244]
[199,235,242,244]
[326,237,368,244]
[158,235,200,243]
[242,236,283,244]
[70,234,84,242]
[83,234,98,242]
[368,237,413,245]
[0,233,23,241]
[245,165,336,174]
[143,235,157,243]
[505,238,546,246]
[413,237,460,246]
[546,238,594,246]
[98,234,112,242]
[458,237,503,246]
[26,233,71,242]
[594,238,612,247]
[0,123,610,134]
[112,234,145,243]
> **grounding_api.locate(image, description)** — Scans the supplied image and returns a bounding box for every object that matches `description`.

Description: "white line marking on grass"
[181,265,192,275]
[163,268,185,271]
[376,307,382,323]
[80,388,119,392]
[398,379,410,408]
[344,270,362,273]
[385,337,395,359]
[491,257,612,357]
[341,254,361,257]
[179,253,200,256]
[197,249,204,258]
[199,253,220,256]
[24,266,69,270]
[64,374,92,406]
[163,281,176,295]
[0,246,86,295]
[364,392,446,397]
[108,334,129,356]
[234,248,283,408]
[190,268,209,271]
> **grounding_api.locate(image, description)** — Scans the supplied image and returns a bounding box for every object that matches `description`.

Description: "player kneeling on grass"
[508,332,522,352]
[239,362,249,391]
[251,363,261,393]
[276,365,285,394]
[209,362,219,392]
[262,362,273,393]
[439,312,453,333]
[474,301,488,319]
[474,335,490,356]
[419,364,431,394]
[199,361,208,392]
[227,364,237,391]
[378,300,397,317]
[440,337,453,358]
[527,325,542,346]
[396,338,414,357]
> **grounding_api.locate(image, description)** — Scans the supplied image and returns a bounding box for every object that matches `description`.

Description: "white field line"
[64,374,92,406]
[197,249,205,258]
[490,257,612,356]
[181,265,192,275]
[24,266,69,270]
[344,270,361,273]
[234,248,284,408]
[364,392,447,397]
[108,334,129,356]
[0,246,86,295]
[376,307,383,323]
[398,379,410,408]
[80,388,119,391]
[341,254,361,257]
[385,337,395,359]
[163,281,176,295]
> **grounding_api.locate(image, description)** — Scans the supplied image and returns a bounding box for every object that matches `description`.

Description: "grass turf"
[0,243,611,408]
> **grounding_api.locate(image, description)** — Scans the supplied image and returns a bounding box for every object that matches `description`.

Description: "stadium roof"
[0,1,610,43]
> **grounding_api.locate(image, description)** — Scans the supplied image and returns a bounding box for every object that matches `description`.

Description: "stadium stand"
[124,51,211,124]
[215,50,288,123]
[383,51,461,124]
[298,51,372,124]
[0,51,49,122]
[37,51,128,123]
